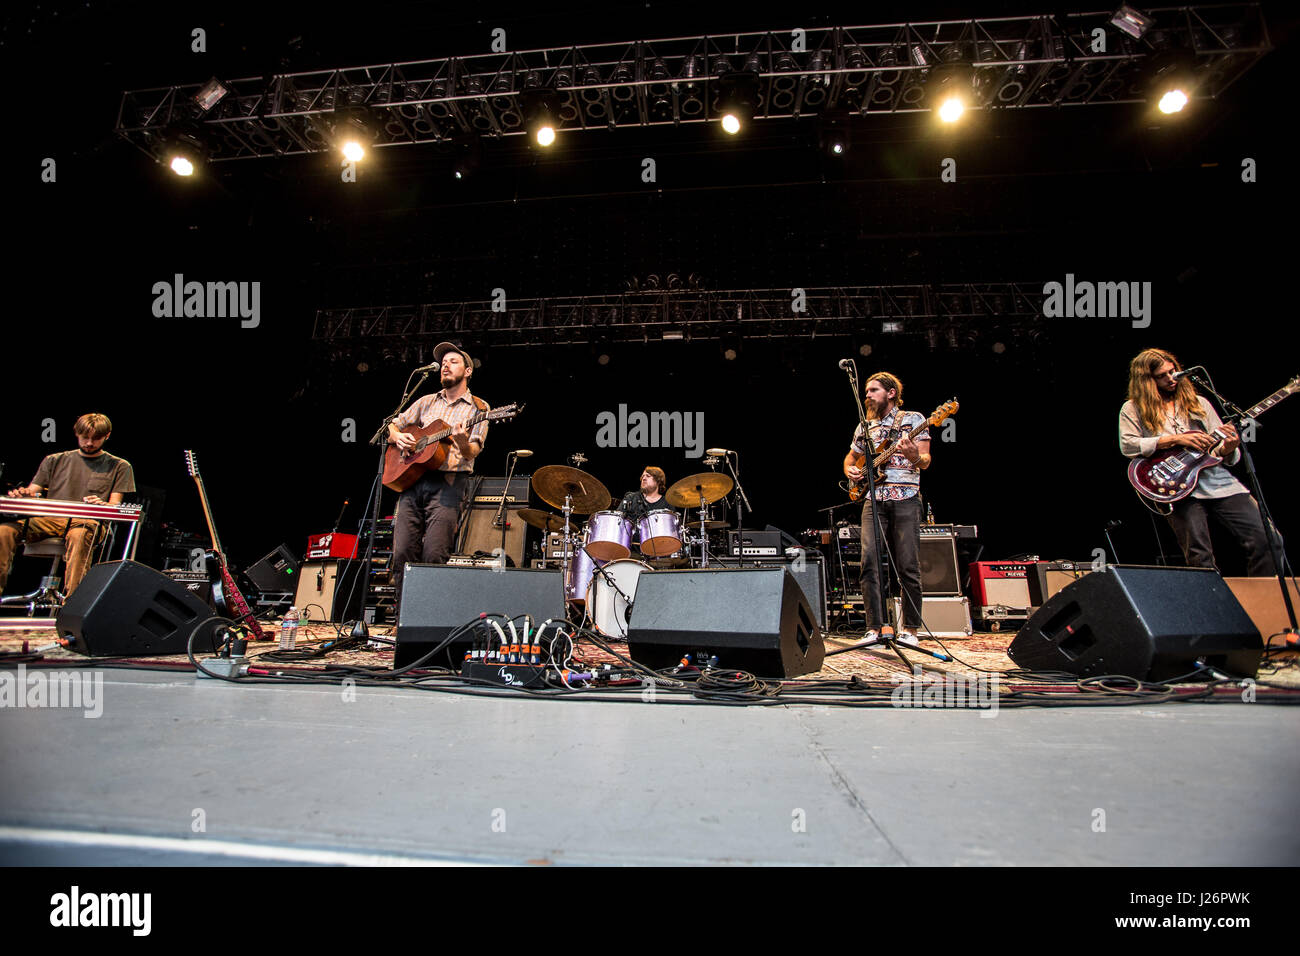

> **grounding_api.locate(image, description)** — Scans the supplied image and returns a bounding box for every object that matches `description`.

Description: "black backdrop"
[3,0,1296,582]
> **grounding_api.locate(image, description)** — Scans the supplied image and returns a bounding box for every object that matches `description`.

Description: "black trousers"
[860,496,924,629]
[1166,492,1279,575]
[391,470,468,611]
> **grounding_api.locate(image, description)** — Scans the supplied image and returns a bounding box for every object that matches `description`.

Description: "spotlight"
[193,77,229,113]
[858,343,873,357]
[522,89,560,147]
[450,135,482,180]
[597,353,610,366]
[163,132,206,177]
[881,320,903,334]
[1111,5,1154,40]
[717,71,758,136]
[930,67,973,123]
[1148,54,1196,116]
[333,113,375,162]
[819,112,850,157]
[1158,88,1188,113]
[723,347,738,361]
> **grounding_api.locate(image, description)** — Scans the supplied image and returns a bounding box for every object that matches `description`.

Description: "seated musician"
[1,413,136,597]
[619,467,672,524]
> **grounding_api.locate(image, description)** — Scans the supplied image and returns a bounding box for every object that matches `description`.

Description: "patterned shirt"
[849,409,929,502]
[393,389,490,473]
[1118,397,1246,499]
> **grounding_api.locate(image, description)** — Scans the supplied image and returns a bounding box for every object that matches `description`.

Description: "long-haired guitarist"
[387,341,491,611]
[1,413,135,597]
[841,372,932,646]
[1119,348,1276,574]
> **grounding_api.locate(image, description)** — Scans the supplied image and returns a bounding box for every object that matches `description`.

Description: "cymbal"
[518,508,577,534]
[530,465,613,514]
[665,472,734,508]
[687,519,729,530]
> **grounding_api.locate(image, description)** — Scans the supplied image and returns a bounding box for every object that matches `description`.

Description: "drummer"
[619,467,673,524]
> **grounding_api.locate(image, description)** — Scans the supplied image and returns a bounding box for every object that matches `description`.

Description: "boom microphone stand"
[355,363,435,637]
[1186,369,1298,647]
[839,360,949,664]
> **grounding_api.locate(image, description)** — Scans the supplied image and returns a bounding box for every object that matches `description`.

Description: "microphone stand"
[497,452,522,564]
[355,367,433,637]
[840,361,947,664]
[1186,371,1297,646]
[724,451,751,567]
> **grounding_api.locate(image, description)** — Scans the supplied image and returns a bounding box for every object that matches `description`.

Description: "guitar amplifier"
[891,595,973,638]
[295,559,366,623]
[969,561,1033,611]
[306,532,359,560]
[728,530,782,557]
[1028,560,1093,606]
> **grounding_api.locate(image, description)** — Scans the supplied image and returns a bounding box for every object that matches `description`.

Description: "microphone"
[705,447,732,456]
[1171,366,1204,382]
[413,361,441,373]
[511,449,534,458]
[839,359,854,370]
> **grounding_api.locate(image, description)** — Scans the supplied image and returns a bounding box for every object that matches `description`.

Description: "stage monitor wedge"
[1009,565,1262,681]
[626,567,824,678]
[395,565,564,667]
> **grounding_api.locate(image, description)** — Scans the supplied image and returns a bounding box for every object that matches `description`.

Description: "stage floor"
[1,620,1298,866]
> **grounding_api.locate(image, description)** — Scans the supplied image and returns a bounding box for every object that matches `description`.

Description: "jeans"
[859,495,923,629]
[391,471,468,612]
[1166,492,1279,575]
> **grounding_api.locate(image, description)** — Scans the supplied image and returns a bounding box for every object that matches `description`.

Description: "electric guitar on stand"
[1128,375,1299,508]
[183,450,265,641]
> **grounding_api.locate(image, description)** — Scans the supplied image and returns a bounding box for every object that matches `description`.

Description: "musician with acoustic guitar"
[1119,348,1277,574]
[842,372,932,647]
[1,412,135,597]
[386,341,491,611]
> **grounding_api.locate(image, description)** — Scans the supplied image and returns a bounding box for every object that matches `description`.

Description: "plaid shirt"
[394,389,490,473]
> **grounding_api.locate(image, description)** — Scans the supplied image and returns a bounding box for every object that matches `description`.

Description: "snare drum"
[637,510,683,557]
[586,558,652,639]
[565,546,601,605]
[585,510,632,561]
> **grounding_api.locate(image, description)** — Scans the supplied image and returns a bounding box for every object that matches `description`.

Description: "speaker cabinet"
[394,565,565,667]
[626,567,824,678]
[920,536,961,595]
[57,560,221,657]
[295,559,366,623]
[246,543,301,594]
[1009,565,1262,680]
[459,505,527,567]
[716,553,827,629]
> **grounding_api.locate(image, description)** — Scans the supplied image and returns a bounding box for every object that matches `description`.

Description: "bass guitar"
[183,450,265,641]
[1128,375,1298,506]
[847,399,959,502]
[383,403,523,492]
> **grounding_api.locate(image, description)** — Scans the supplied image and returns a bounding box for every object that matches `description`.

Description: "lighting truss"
[311,283,1050,349]
[117,5,1270,163]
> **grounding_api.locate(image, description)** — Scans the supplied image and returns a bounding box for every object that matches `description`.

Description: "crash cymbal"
[665,472,734,508]
[530,465,613,514]
[518,508,578,534]
[687,519,729,530]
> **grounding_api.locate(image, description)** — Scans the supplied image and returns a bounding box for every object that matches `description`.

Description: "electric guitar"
[183,450,265,641]
[847,400,959,501]
[1128,375,1299,505]
[383,403,523,492]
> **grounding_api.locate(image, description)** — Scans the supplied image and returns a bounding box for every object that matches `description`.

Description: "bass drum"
[586,559,652,640]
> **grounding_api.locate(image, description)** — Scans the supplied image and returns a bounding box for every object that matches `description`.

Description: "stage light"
[193,77,229,113]
[535,124,556,146]
[450,134,482,180]
[930,66,974,123]
[597,353,610,365]
[170,155,195,176]
[1158,88,1188,113]
[523,89,560,148]
[163,132,206,177]
[859,343,873,357]
[881,320,903,334]
[1111,5,1154,40]
[938,96,965,122]
[333,113,374,162]
[723,347,738,361]
[717,71,758,136]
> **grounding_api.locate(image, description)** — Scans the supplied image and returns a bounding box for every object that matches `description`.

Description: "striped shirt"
[394,390,490,473]
[850,409,929,502]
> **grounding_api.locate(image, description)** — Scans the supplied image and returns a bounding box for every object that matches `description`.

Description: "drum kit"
[521,462,735,639]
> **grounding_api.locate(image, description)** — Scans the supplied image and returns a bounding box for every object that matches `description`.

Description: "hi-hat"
[665,472,733,508]
[531,465,612,514]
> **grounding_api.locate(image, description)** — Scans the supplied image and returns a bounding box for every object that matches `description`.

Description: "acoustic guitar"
[383,403,523,492]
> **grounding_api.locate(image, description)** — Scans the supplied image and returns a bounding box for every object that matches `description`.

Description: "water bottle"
[279,606,299,651]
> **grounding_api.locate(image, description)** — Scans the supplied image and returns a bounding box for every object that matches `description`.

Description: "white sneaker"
[895,630,922,649]
[862,629,880,643]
